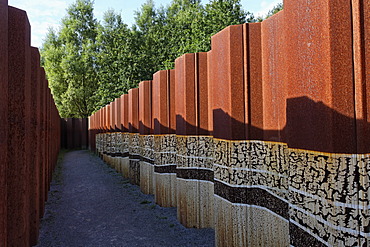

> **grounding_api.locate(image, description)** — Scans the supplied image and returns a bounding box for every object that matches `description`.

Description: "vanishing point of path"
[36,150,215,247]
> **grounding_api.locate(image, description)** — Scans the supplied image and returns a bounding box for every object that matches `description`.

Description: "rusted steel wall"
[0,2,61,246]
[60,118,88,150]
[90,0,369,246]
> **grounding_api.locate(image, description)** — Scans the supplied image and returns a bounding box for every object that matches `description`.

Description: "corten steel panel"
[73,118,82,149]
[100,108,104,132]
[95,113,97,130]
[115,98,121,131]
[106,105,109,131]
[139,81,152,135]
[46,88,51,192]
[89,114,96,151]
[56,110,60,151]
[30,47,41,245]
[66,118,73,149]
[121,94,129,132]
[103,106,107,132]
[353,0,370,153]
[102,108,105,132]
[152,70,169,134]
[96,110,99,132]
[106,105,109,132]
[128,88,139,133]
[175,54,196,135]
[81,118,88,149]
[24,24,33,247]
[207,50,213,135]
[98,110,102,132]
[35,61,43,218]
[168,70,176,134]
[210,25,246,140]
[49,94,53,178]
[103,107,106,132]
[57,111,61,154]
[244,23,263,140]
[261,12,287,143]
[284,0,356,153]
[110,102,115,131]
[107,105,111,132]
[0,0,7,245]
[50,104,54,168]
[60,118,67,148]
[38,67,45,219]
[88,115,92,149]
[196,52,210,136]
[93,112,96,131]
[7,6,31,246]
[48,93,52,185]
[101,107,104,131]
[43,79,48,201]
[100,109,103,131]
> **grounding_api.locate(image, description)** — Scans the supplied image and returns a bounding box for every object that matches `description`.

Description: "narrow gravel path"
[36,150,215,247]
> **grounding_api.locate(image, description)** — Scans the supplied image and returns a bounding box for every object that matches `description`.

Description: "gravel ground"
[36,150,215,247]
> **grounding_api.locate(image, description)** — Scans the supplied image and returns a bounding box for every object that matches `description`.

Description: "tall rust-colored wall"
[139,81,152,135]
[0,1,8,246]
[90,0,369,246]
[7,7,32,245]
[152,70,170,134]
[353,0,370,154]
[0,2,61,246]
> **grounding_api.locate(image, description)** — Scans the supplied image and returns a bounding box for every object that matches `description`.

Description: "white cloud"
[254,0,282,18]
[9,0,72,47]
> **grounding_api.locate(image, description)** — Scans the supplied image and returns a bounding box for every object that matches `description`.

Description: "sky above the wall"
[8,0,282,48]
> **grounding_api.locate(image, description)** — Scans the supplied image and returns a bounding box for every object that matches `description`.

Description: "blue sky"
[8,0,282,48]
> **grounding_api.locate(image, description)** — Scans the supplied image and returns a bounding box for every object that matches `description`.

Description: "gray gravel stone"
[36,150,215,247]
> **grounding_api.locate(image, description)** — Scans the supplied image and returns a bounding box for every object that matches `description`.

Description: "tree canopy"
[41,0,281,118]
[42,0,99,117]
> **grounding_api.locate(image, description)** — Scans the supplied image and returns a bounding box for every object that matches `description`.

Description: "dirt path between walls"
[36,150,215,247]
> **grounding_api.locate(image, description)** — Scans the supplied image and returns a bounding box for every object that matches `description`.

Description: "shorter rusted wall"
[61,118,88,149]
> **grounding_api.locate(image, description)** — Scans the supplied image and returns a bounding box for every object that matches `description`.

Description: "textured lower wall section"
[96,132,130,178]
[129,133,140,185]
[139,135,155,194]
[95,133,370,246]
[154,135,177,207]
[119,133,130,178]
[140,161,155,194]
[154,173,177,207]
[288,150,369,246]
[177,178,214,228]
[176,136,214,228]
[214,195,289,247]
[358,154,370,247]
[212,139,290,247]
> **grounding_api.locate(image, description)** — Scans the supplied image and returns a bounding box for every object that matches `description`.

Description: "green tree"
[42,0,99,118]
[41,28,66,114]
[202,0,253,50]
[161,0,205,67]
[42,0,257,117]
[133,0,167,74]
[132,0,250,70]
[95,10,136,109]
